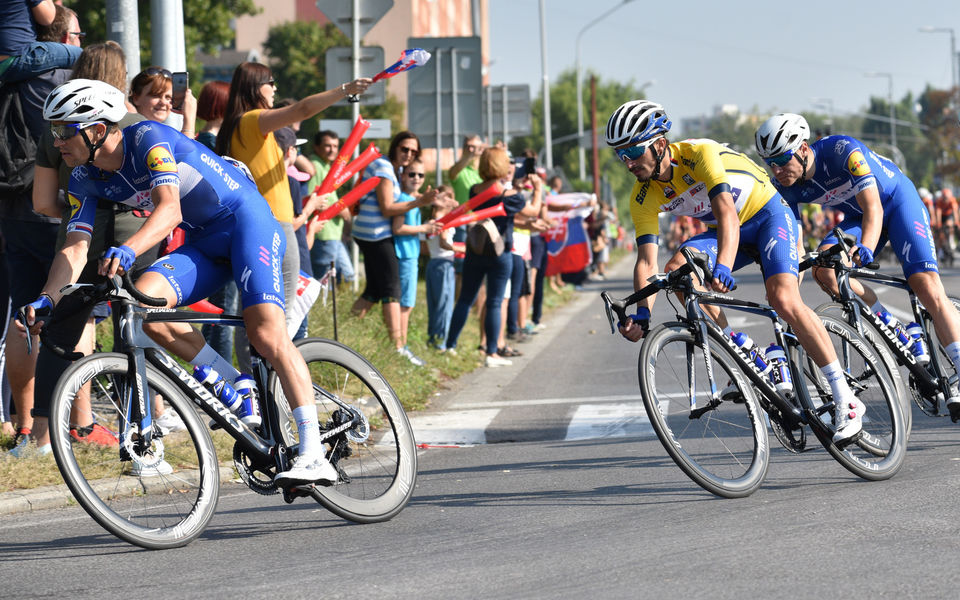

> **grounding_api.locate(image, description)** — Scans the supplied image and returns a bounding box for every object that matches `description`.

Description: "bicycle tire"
[269,338,417,522]
[49,352,219,549]
[921,296,960,401]
[638,323,769,498]
[815,301,912,437]
[799,315,906,480]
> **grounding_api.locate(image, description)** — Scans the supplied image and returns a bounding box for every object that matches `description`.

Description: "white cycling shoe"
[274,454,338,487]
[832,396,865,444]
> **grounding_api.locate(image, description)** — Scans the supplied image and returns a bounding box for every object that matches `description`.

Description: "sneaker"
[127,457,173,477]
[397,346,426,367]
[522,323,540,336]
[441,347,458,357]
[7,428,31,458]
[37,443,51,457]
[70,423,119,447]
[832,397,865,444]
[485,355,513,368]
[274,454,338,487]
[154,410,186,435]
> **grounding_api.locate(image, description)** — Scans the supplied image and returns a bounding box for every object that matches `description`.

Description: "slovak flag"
[544,206,593,276]
[372,48,432,82]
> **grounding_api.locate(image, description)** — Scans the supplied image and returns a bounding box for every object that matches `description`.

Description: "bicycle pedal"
[834,429,864,450]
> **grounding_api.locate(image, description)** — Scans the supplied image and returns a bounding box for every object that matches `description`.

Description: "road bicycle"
[811,227,960,423]
[600,248,906,498]
[36,274,417,549]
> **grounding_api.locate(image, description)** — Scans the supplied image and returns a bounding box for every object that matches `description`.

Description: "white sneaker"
[155,409,186,435]
[127,457,173,477]
[397,346,425,367]
[832,396,864,443]
[274,454,338,487]
[485,355,513,368]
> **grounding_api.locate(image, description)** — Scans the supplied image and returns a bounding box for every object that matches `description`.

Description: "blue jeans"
[310,239,354,284]
[446,252,513,354]
[201,281,239,362]
[0,42,82,82]
[425,258,455,348]
[506,254,525,335]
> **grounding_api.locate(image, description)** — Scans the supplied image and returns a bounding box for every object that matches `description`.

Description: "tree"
[64,0,261,79]
[262,20,406,156]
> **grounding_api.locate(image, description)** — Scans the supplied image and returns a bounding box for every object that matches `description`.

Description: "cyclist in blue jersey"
[756,113,960,416]
[16,79,336,486]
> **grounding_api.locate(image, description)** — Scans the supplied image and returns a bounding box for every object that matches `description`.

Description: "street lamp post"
[865,72,895,150]
[919,26,957,108]
[576,0,635,180]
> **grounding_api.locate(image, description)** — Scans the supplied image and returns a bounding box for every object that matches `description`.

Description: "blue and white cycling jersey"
[66,121,287,308]
[774,135,937,277]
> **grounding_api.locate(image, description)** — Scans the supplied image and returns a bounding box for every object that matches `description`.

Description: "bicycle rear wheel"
[49,353,219,549]
[921,296,960,405]
[270,338,417,522]
[638,323,769,498]
[799,316,906,480]
[815,302,912,436]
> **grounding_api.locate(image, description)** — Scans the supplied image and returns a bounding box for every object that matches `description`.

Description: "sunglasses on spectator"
[261,78,276,87]
[764,149,796,168]
[143,67,172,78]
[615,137,659,163]
[51,121,103,141]
[406,172,425,179]
[398,147,419,155]
[69,31,86,40]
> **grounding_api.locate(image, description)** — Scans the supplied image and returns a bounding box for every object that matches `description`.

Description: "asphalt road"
[4,253,960,598]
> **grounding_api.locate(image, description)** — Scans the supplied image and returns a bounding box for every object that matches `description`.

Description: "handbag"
[466,218,504,257]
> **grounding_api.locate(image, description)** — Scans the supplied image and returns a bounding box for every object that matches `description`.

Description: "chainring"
[233,443,279,495]
[910,373,942,417]
[769,409,807,453]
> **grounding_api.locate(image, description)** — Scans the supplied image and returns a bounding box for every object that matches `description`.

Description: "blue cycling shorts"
[820,184,938,278]
[144,208,287,310]
[679,194,799,280]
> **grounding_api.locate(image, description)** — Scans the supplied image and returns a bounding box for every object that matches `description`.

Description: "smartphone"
[523,156,536,176]
[171,71,189,110]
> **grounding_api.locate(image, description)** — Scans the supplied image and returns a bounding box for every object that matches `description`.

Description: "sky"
[487,0,960,136]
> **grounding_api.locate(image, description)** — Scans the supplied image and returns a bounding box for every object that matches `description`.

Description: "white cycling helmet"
[605,100,672,148]
[755,113,810,158]
[43,78,128,124]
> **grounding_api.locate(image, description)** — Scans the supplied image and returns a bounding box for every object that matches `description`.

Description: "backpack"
[0,86,37,199]
[466,218,504,257]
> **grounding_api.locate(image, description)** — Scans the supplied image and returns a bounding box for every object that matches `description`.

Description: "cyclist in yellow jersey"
[608,100,863,443]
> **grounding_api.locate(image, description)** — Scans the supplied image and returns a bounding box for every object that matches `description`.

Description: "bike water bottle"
[232,374,262,427]
[731,332,770,375]
[876,310,911,346]
[905,322,931,364]
[765,343,793,393]
[193,365,242,412]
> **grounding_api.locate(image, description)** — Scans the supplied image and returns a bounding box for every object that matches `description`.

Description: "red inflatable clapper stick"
[312,177,381,224]
[437,183,502,226]
[440,203,506,231]
[313,116,371,197]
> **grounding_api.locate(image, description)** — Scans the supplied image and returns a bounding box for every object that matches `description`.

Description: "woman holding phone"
[129,66,196,137]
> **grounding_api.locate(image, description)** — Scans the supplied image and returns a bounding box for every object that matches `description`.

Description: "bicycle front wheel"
[49,353,220,549]
[639,323,769,498]
[799,316,906,480]
[270,338,417,522]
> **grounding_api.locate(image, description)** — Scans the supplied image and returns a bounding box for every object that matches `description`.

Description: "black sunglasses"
[69,31,86,40]
[261,78,276,87]
[406,172,425,179]
[398,147,419,155]
[143,67,172,78]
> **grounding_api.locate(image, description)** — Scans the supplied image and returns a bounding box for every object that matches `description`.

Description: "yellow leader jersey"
[629,139,778,244]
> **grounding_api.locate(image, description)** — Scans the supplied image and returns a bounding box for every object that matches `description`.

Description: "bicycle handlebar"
[797,226,879,273]
[600,247,709,334]
[122,271,168,307]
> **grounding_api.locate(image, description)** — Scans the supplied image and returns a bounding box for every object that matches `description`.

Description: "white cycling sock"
[191,343,241,383]
[821,360,856,404]
[945,342,960,379]
[293,405,322,460]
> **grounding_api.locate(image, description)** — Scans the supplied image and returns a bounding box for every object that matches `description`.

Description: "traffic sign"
[319,119,392,140]
[316,0,393,41]
[483,84,532,139]
[325,46,385,106]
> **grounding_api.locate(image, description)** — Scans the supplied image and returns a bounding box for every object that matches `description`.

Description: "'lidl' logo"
[68,193,82,218]
[146,146,177,173]
[846,150,870,177]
